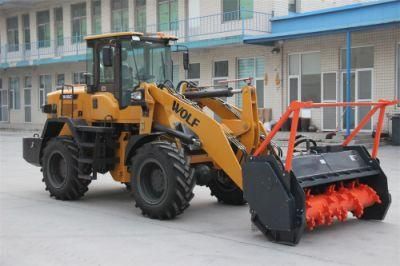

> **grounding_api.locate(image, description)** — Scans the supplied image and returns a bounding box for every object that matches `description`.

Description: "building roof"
[244,0,400,45]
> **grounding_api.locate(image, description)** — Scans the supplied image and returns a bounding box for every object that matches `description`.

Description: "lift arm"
[147,85,260,188]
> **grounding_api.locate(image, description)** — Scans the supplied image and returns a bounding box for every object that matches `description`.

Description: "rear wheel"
[207,172,246,205]
[42,137,90,200]
[130,141,195,219]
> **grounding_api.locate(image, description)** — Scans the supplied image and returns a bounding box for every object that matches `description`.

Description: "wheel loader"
[23,32,398,245]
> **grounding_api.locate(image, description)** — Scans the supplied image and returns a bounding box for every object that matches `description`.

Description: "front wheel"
[207,172,246,205]
[130,141,195,220]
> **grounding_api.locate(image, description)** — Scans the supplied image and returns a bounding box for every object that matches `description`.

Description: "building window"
[397,44,400,103]
[9,77,20,110]
[340,46,374,70]
[214,60,229,78]
[111,0,129,32]
[237,57,265,107]
[322,72,338,131]
[289,0,297,13]
[0,78,9,122]
[24,76,32,123]
[340,46,374,130]
[172,65,179,87]
[92,0,102,34]
[301,53,321,102]
[37,10,50,48]
[56,74,65,87]
[288,52,321,103]
[55,7,63,46]
[6,16,19,52]
[24,76,32,88]
[222,0,253,22]
[22,14,31,50]
[157,0,178,31]
[39,75,52,107]
[73,72,86,84]
[135,0,146,32]
[213,60,229,88]
[71,3,87,43]
[188,63,200,84]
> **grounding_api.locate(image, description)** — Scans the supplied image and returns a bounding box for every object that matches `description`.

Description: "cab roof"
[84,32,144,41]
[84,31,178,41]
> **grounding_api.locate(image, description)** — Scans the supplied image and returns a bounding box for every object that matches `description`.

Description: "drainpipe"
[280,41,284,115]
[346,31,352,137]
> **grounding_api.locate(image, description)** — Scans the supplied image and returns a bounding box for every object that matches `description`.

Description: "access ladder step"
[79,142,96,148]
[75,125,114,133]
[78,157,120,164]
[78,174,94,180]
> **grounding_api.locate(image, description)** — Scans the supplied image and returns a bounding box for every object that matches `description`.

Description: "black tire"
[42,137,90,200]
[124,183,131,191]
[130,141,195,220]
[207,172,246,205]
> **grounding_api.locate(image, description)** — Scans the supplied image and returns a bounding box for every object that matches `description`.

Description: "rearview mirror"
[102,47,113,67]
[183,51,189,70]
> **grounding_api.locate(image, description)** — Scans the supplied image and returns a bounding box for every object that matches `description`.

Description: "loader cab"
[85,32,176,107]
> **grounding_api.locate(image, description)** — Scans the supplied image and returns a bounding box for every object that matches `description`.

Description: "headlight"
[131,91,143,101]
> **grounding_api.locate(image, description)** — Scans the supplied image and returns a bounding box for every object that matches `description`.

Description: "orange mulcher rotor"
[305,181,382,230]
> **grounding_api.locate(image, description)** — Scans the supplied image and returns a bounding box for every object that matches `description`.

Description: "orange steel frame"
[254,100,399,172]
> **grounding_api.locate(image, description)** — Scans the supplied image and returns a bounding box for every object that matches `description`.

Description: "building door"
[341,69,373,131]
[321,72,337,131]
[0,79,9,122]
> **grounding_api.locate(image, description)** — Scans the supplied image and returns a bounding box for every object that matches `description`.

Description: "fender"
[124,133,165,165]
[22,118,88,166]
[41,117,88,140]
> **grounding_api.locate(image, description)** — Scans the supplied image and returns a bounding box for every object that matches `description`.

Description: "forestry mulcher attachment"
[243,100,396,244]
[22,32,397,245]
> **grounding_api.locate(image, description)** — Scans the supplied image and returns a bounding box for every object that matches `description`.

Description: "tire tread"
[130,141,195,219]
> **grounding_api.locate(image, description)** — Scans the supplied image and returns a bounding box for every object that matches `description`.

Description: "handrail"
[60,84,75,118]
[253,100,399,172]
[0,11,272,66]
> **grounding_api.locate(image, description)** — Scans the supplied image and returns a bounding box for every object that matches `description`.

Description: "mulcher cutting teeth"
[305,182,382,230]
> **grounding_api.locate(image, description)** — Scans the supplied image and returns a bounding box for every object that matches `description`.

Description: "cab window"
[99,45,115,84]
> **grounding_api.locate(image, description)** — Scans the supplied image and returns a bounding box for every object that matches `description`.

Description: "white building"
[245,0,400,133]
[1,0,396,134]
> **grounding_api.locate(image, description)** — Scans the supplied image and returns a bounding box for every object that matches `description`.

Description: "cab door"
[97,44,119,98]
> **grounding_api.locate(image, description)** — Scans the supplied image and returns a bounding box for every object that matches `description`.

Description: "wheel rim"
[47,151,67,189]
[137,159,168,205]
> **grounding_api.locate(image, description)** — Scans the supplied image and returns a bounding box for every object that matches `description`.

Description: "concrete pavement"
[1,131,399,266]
